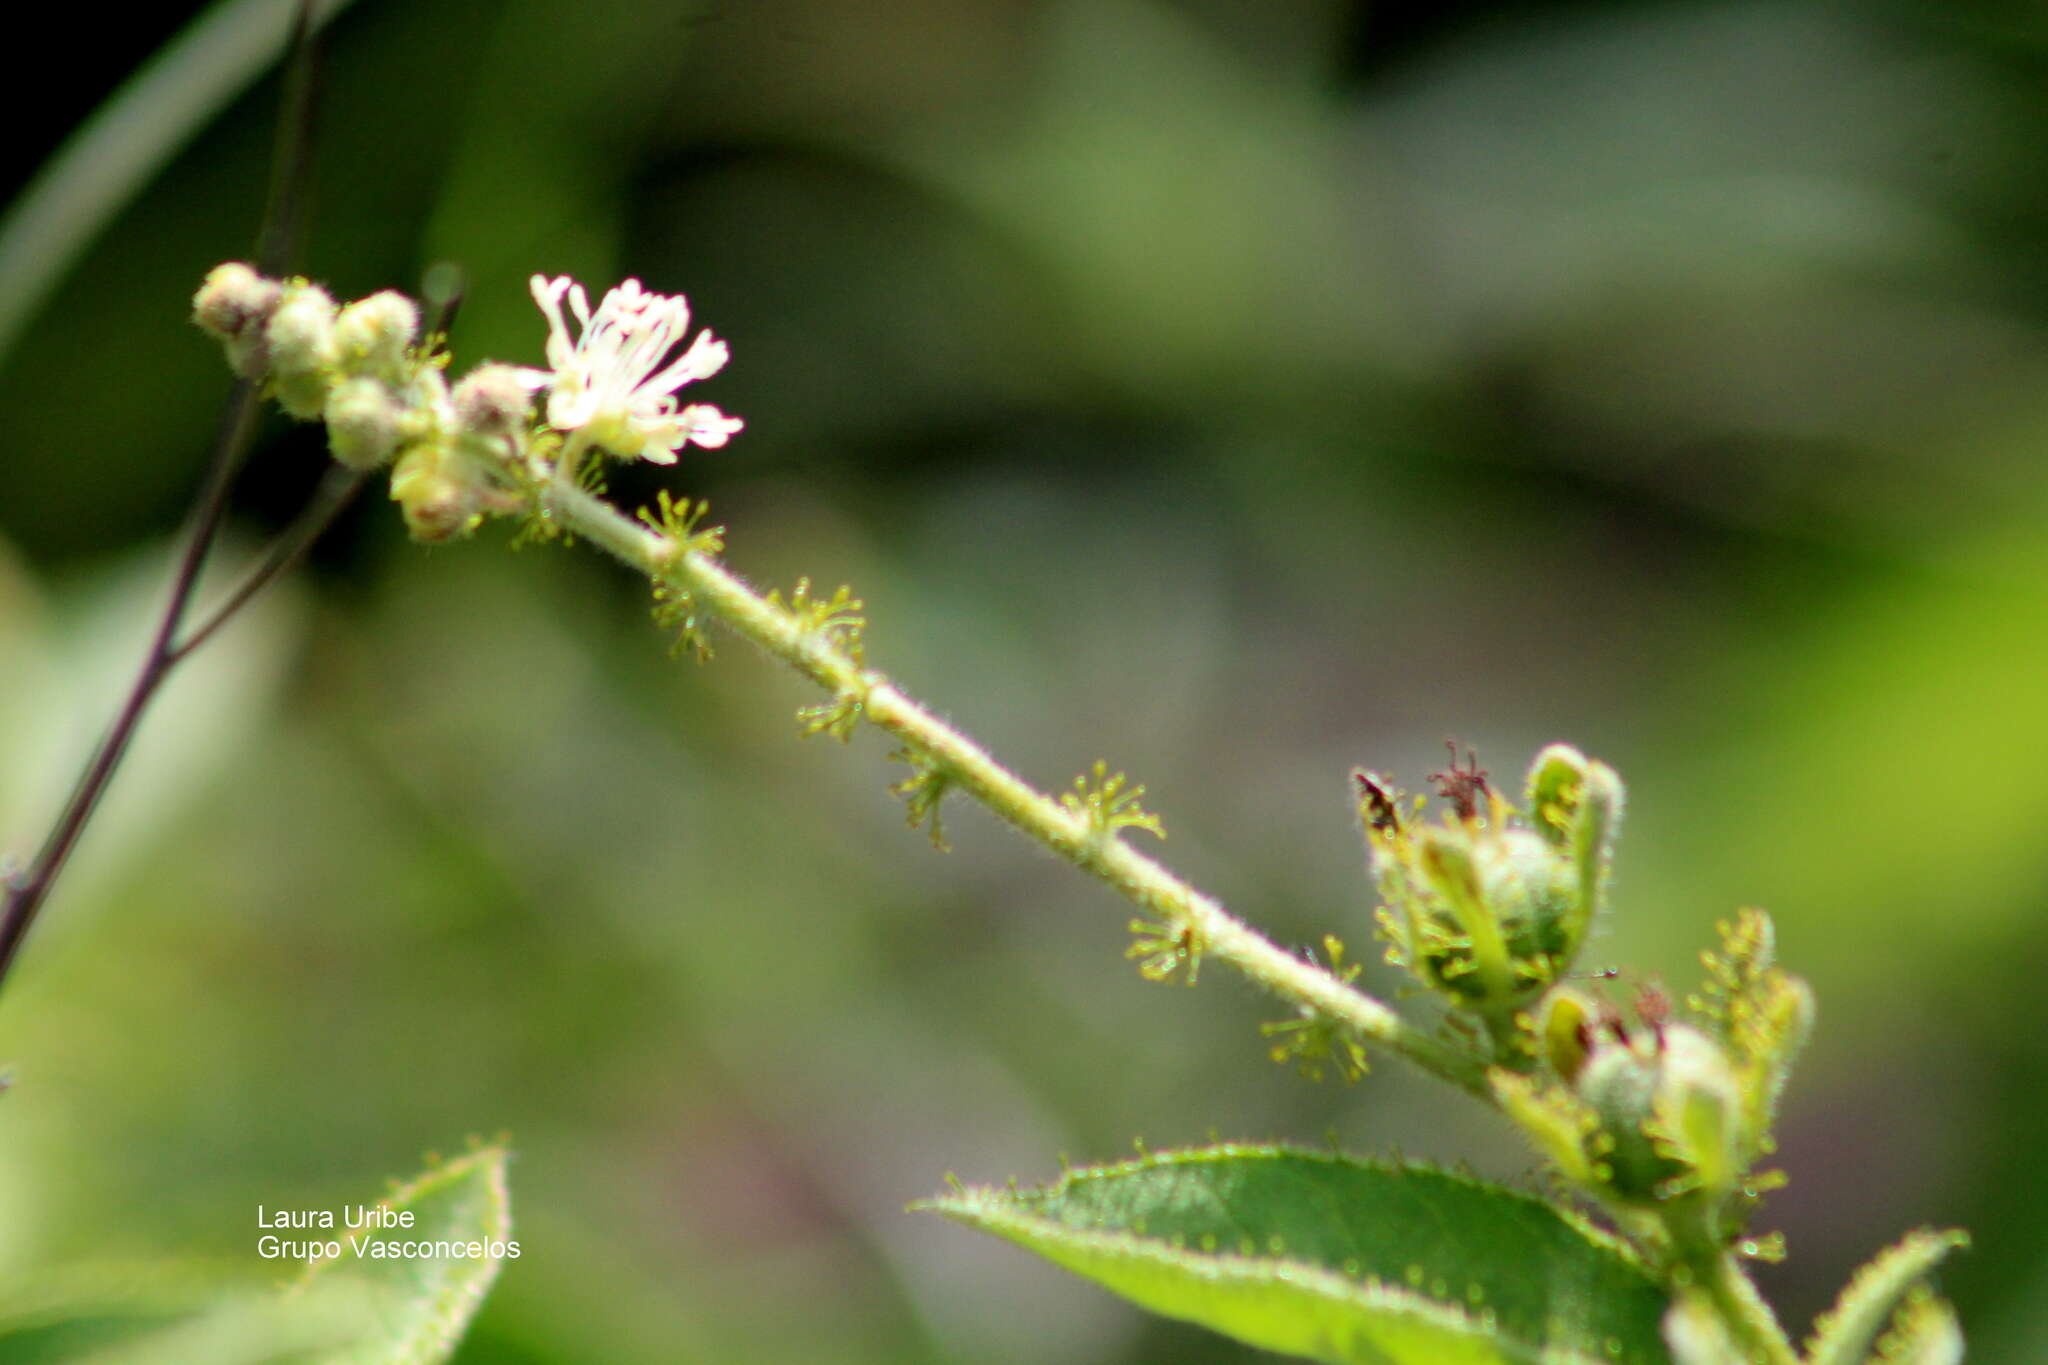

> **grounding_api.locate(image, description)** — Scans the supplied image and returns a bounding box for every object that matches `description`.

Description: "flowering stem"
[547,428,593,488]
[538,476,1492,1097]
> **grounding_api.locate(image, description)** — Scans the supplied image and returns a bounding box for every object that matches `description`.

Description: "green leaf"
[65,1282,382,1365]
[0,1266,218,1364]
[919,1144,1672,1365]
[0,1263,377,1365]
[0,1148,514,1363]
[1804,1228,1969,1365]
[300,1143,519,1364]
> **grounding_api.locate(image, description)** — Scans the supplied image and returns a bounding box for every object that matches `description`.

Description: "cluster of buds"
[1359,745,1812,1248]
[1356,743,1621,1040]
[190,264,741,541]
[1499,914,1812,1256]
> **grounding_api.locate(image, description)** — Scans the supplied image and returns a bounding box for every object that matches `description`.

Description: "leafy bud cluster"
[1354,744,1815,1264]
[1495,911,1814,1274]
[1357,743,1619,1036]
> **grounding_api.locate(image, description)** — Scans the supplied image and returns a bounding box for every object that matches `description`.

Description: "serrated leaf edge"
[931,1143,1650,1273]
[299,1144,514,1365]
[925,1192,1627,1365]
[916,1144,1668,1365]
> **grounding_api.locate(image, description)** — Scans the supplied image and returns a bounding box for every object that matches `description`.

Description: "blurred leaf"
[891,0,1415,400]
[1631,537,2048,996]
[0,1148,511,1364]
[919,1145,1671,1364]
[300,1144,516,1364]
[66,1281,382,1365]
[0,1263,375,1365]
[0,537,304,932]
[0,1266,205,1364]
[0,0,362,364]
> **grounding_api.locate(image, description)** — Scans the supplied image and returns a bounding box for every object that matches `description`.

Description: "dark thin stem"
[0,2,323,997]
[170,465,366,664]
[256,0,323,280]
[0,382,263,984]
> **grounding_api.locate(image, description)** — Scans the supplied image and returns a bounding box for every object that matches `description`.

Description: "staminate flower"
[529,274,744,464]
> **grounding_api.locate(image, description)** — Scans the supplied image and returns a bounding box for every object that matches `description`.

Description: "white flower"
[529,274,744,464]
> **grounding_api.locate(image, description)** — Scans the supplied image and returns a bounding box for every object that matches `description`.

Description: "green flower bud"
[389,443,484,543]
[1475,824,1578,954]
[266,282,339,419]
[191,262,282,377]
[1360,746,1622,1024]
[333,290,419,384]
[323,378,404,471]
[1577,1029,1676,1201]
[1656,1024,1744,1198]
[1577,1019,1744,1206]
[389,366,455,448]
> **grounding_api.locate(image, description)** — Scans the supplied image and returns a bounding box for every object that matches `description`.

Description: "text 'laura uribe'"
[256,1206,522,1262]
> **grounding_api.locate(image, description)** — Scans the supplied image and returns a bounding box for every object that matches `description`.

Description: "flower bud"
[1362,746,1621,1024]
[389,443,484,543]
[1576,1020,1744,1206]
[191,262,282,377]
[1474,824,1578,954]
[452,363,543,440]
[395,366,454,442]
[1576,1030,1673,1202]
[323,378,404,471]
[1656,1025,1744,1197]
[266,282,339,418]
[333,290,419,384]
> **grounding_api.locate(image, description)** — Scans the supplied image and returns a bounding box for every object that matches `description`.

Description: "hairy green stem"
[1665,1202,1799,1365]
[1691,1256,1797,1364]
[539,477,1492,1097]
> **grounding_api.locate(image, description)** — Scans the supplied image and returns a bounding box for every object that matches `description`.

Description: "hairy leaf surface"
[1804,1228,1968,1365]
[922,1145,1672,1365]
[300,1144,516,1364]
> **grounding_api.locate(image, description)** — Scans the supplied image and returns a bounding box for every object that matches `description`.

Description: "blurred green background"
[3,0,2046,1359]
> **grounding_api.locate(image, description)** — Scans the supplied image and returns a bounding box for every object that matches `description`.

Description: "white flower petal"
[526,274,742,462]
[677,404,744,450]
[646,330,728,394]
